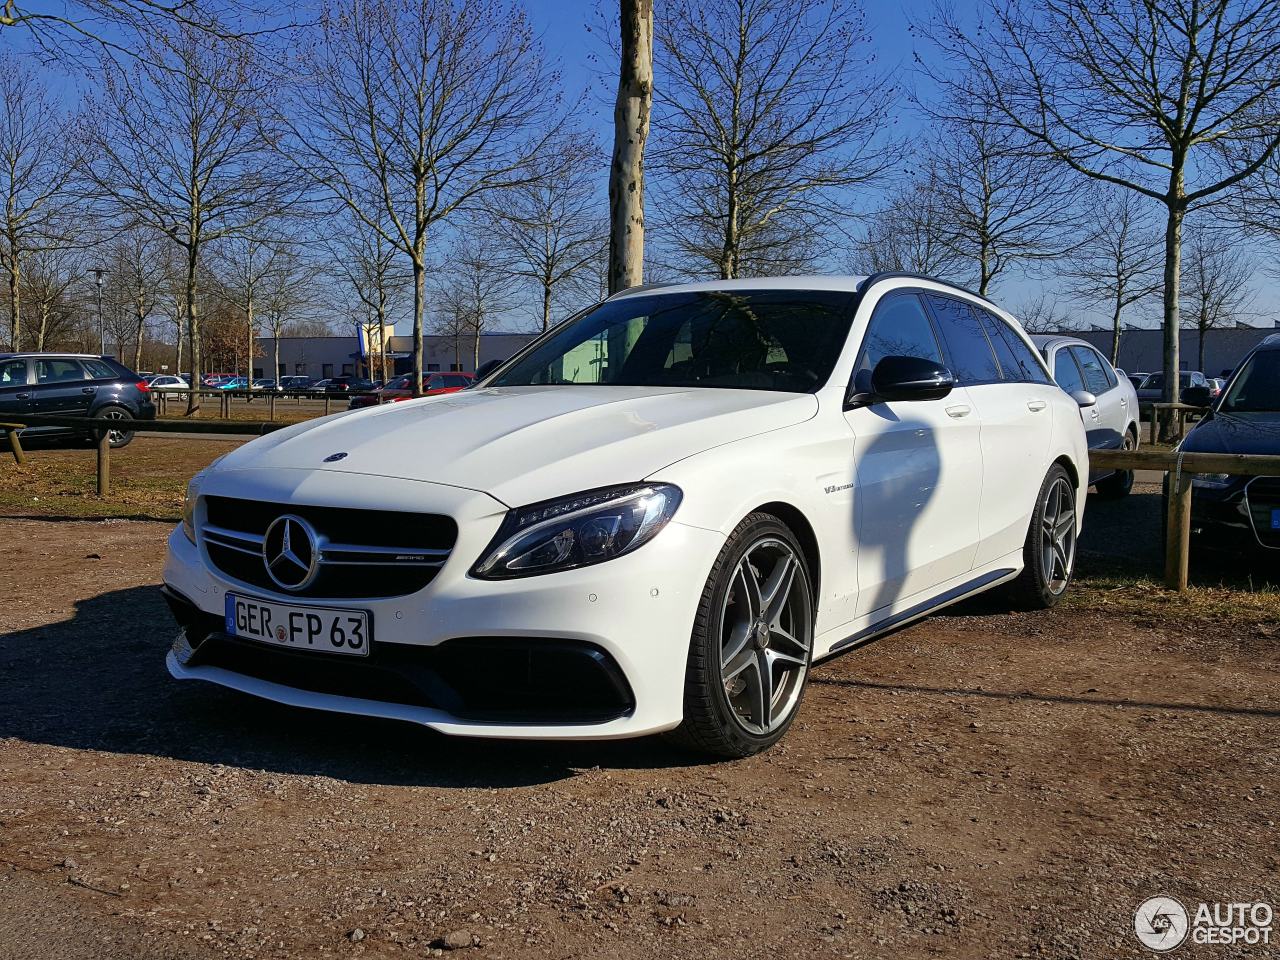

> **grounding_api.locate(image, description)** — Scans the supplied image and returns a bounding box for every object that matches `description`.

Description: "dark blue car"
[0,353,157,448]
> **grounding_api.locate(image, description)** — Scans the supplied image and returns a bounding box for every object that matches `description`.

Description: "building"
[1052,325,1278,379]
[253,332,538,380]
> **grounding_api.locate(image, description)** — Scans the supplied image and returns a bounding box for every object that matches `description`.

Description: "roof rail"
[606,281,681,300]
[857,272,997,307]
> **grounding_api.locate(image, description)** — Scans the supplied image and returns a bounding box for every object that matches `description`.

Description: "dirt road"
[1,488,1277,959]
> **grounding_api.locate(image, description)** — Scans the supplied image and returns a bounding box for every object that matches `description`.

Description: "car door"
[1069,346,1125,449]
[31,358,94,418]
[925,295,1055,568]
[844,291,984,617]
[0,358,32,422]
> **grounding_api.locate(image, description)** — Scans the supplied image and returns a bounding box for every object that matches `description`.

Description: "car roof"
[0,352,107,360]
[1028,334,1095,351]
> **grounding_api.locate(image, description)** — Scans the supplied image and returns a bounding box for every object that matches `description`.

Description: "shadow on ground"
[0,585,703,788]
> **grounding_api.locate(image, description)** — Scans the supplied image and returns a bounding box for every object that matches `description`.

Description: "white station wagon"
[163,274,1088,757]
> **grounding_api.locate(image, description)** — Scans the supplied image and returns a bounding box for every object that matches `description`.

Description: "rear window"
[1069,346,1113,395]
[83,358,119,379]
[981,311,1053,384]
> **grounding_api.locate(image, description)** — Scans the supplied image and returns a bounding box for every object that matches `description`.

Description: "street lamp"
[89,268,106,355]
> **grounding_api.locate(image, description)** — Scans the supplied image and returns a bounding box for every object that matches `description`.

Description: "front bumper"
[1190,478,1280,552]
[162,469,725,739]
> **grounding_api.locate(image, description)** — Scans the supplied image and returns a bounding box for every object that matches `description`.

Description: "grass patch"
[1067,572,1280,628]
[0,436,242,521]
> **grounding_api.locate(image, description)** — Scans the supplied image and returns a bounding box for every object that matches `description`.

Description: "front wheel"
[1007,464,1078,609]
[666,513,815,759]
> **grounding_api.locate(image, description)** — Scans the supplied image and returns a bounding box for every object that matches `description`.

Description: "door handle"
[1027,399,1047,412]
[1119,397,1128,406]
[81,386,96,394]
[944,404,971,418]
[15,392,29,400]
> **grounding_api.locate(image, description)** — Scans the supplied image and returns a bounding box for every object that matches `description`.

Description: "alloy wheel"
[1040,476,1077,595]
[99,409,131,445]
[718,537,812,735]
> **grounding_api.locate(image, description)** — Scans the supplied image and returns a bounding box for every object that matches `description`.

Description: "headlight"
[1192,473,1233,489]
[181,477,199,542]
[471,483,682,579]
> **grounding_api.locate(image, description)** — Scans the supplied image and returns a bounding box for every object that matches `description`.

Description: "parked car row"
[349,372,474,409]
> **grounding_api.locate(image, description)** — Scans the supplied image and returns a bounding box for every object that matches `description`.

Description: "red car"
[349,371,474,409]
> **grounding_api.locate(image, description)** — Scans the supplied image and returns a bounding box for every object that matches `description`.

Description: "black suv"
[1176,334,1280,554]
[0,353,156,448]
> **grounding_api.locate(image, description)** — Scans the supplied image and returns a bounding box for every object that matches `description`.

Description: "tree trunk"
[1159,201,1184,440]
[472,325,480,372]
[36,301,48,351]
[184,247,201,417]
[174,312,183,374]
[411,255,425,396]
[608,0,653,295]
[273,327,281,384]
[7,252,20,352]
[1198,322,1206,374]
[377,291,388,383]
[133,301,145,370]
[1110,296,1123,367]
[245,293,255,399]
[721,163,739,280]
[541,280,552,333]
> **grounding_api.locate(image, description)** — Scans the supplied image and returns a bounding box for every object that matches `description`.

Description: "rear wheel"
[1094,430,1136,499]
[93,406,135,448]
[666,513,814,759]
[1007,464,1078,609]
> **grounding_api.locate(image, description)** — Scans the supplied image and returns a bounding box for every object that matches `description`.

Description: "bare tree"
[102,226,166,368]
[260,250,316,382]
[1062,190,1162,365]
[608,0,653,294]
[488,137,606,332]
[82,27,291,414]
[1182,226,1255,373]
[924,0,1280,421]
[21,245,85,350]
[284,0,560,396]
[0,56,77,352]
[211,228,299,385]
[925,117,1072,295]
[433,233,512,372]
[1014,292,1073,334]
[651,0,897,279]
[329,210,407,383]
[851,168,964,278]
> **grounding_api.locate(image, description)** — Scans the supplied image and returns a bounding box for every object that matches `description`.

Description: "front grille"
[201,495,457,598]
[1245,477,1280,549]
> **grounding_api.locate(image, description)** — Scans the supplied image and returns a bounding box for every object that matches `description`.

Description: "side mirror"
[474,358,502,382]
[847,355,955,409]
[1070,390,1097,408]
[1181,385,1212,408]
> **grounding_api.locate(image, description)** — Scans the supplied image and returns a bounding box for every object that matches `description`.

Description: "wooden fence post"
[324,395,332,416]
[3,426,25,465]
[268,393,276,421]
[96,431,111,497]
[1164,465,1193,592]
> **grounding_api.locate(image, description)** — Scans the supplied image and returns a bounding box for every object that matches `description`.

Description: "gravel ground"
[1,485,1277,960]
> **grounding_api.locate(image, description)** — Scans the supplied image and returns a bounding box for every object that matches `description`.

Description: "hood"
[1181,411,1280,457]
[215,385,818,505]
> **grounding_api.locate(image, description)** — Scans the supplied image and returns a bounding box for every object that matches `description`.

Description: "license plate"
[1272,509,1280,531]
[224,593,371,657]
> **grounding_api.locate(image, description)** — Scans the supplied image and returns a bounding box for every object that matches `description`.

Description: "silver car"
[1031,336,1140,498]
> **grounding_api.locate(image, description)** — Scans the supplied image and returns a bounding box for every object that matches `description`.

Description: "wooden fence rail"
[2,415,1277,594]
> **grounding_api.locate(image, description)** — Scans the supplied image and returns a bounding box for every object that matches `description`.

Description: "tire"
[1094,430,1136,499]
[1006,464,1078,610]
[665,513,815,759]
[92,406,135,449]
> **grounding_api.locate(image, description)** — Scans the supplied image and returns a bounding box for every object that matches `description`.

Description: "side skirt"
[823,566,1017,656]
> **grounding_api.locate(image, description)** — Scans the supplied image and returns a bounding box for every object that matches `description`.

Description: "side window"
[925,295,1001,385]
[982,310,1053,384]
[1053,350,1087,394]
[82,358,117,380]
[852,293,944,393]
[1070,346,1112,395]
[0,359,27,386]
[426,375,445,389]
[444,374,469,388]
[36,359,86,383]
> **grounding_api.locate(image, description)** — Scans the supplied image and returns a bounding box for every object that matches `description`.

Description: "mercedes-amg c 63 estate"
[163,274,1089,757]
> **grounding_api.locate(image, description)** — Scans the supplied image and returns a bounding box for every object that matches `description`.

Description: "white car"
[1030,336,1140,497]
[146,374,188,391]
[163,274,1088,758]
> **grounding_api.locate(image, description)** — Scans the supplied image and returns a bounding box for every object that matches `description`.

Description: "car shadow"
[0,586,705,787]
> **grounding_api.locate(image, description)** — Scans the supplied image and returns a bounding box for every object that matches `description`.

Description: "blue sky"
[522,0,1277,332]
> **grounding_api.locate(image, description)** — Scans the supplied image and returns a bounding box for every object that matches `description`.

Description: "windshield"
[1221,351,1280,412]
[489,289,857,393]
